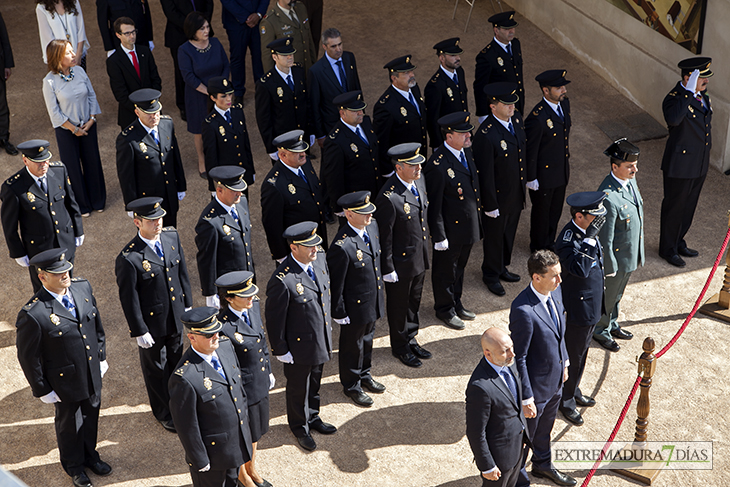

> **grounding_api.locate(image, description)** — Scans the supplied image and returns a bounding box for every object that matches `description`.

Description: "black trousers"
[517,387,561,487]
[481,210,521,283]
[54,125,107,214]
[188,466,238,487]
[659,174,706,258]
[55,393,101,476]
[283,362,323,437]
[169,43,186,111]
[138,332,182,421]
[385,271,425,355]
[432,242,472,318]
[225,22,263,97]
[529,184,566,252]
[482,460,521,487]
[561,322,595,411]
[339,319,376,393]
[0,72,8,140]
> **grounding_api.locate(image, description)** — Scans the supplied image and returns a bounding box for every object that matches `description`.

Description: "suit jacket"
[218,301,270,405]
[472,113,526,214]
[474,38,524,116]
[16,278,105,402]
[116,117,187,216]
[97,0,154,52]
[106,44,163,128]
[509,284,569,404]
[374,174,429,280]
[169,337,253,471]
[160,0,215,49]
[465,358,527,473]
[1,163,83,260]
[373,85,427,176]
[195,196,255,296]
[0,12,13,71]
[424,66,468,148]
[220,0,268,30]
[424,144,481,245]
[322,117,381,211]
[115,228,193,338]
[524,98,571,189]
[555,221,605,326]
[661,81,712,179]
[202,105,255,191]
[307,51,362,138]
[264,252,332,365]
[327,222,385,325]
[260,160,326,260]
[255,66,310,153]
[598,174,644,275]
[259,2,317,73]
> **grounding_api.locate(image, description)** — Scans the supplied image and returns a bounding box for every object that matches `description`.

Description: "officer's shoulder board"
[275,269,289,281]
[70,276,87,282]
[430,72,440,83]
[481,123,493,134]
[433,153,444,165]
[260,72,272,83]
[174,360,191,377]
[379,93,390,104]
[160,115,172,120]
[5,171,22,185]
[121,241,136,256]
[22,296,40,311]
[234,103,243,109]
[204,113,214,123]
[329,127,340,140]
[162,226,176,232]
[49,161,63,167]
[219,334,230,342]
[481,43,492,54]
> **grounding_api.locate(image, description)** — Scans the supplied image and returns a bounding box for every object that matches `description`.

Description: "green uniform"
[259,3,316,74]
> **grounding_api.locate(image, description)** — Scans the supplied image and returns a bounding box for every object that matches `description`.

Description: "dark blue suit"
[220,0,268,97]
[307,52,362,139]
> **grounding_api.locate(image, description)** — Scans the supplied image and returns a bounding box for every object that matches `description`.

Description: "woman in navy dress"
[178,12,229,178]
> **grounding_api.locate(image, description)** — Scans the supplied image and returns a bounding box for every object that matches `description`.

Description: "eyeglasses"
[120,29,138,37]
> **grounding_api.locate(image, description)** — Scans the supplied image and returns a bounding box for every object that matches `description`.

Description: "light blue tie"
[151,128,159,145]
[211,355,226,380]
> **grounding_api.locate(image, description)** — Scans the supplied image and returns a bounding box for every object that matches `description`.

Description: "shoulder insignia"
[433,159,440,165]
[267,177,277,184]
[161,115,171,119]
[23,297,39,311]
[49,161,63,167]
[219,334,229,342]
[379,94,389,104]
[204,115,213,123]
[532,110,539,116]
[335,239,344,246]
[162,226,175,232]
[276,272,286,281]
[669,91,677,96]
[383,191,393,198]
[563,229,573,242]
[174,367,185,376]
[329,132,337,139]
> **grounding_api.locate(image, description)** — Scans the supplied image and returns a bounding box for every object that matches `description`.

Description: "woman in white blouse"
[42,39,105,215]
[36,0,89,70]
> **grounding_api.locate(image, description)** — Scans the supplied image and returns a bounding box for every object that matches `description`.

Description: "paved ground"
[0,0,729,486]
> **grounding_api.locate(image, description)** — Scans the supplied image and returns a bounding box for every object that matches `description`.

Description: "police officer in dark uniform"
[1,140,84,292]
[555,192,606,427]
[473,82,527,296]
[425,38,469,149]
[425,112,481,331]
[322,91,380,217]
[216,271,273,487]
[474,11,524,123]
[373,56,427,177]
[374,143,431,368]
[115,197,193,433]
[265,222,336,451]
[202,76,255,194]
[116,89,187,228]
[169,307,253,487]
[16,249,110,487]
[260,130,327,261]
[327,191,386,407]
[525,69,572,252]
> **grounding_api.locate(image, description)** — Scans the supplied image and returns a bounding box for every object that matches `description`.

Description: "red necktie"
[130,50,141,79]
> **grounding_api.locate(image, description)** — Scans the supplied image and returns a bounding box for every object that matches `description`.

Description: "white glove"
[485,209,500,218]
[185,307,192,312]
[434,239,449,251]
[334,316,351,325]
[253,174,256,182]
[127,211,134,218]
[40,390,61,404]
[526,179,539,191]
[383,271,398,283]
[100,360,109,378]
[269,152,279,161]
[276,256,286,264]
[334,211,345,218]
[309,135,315,146]
[106,49,115,58]
[136,332,155,349]
[276,352,294,364]
[15,256,30,267]
[177,192,186,201]
[205,295,220,308]
[75,235,85,247]
[606,271,617,278]
[687,68,700,94]
[199,464,210,472]
[148,40,155,51]
[269,373,276,390]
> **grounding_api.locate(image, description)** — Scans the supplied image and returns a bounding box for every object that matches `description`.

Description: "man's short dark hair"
[113,16,135,34]
[527,249,559,278]
[321,28,341,45]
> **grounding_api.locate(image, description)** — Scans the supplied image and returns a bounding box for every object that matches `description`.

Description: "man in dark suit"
[116,89,187,228]
[510,250,576,487]
[424,112,481,330]
[97,0,154,54]
[327,191,386,407]
[16,249,110,487]
[106,17,163,128]
[659,57,713,267]
[374,143,431,368]
[525,70,571,252]
[169,307,253,486]
[1,140,84,292]
[473,82,526,296]
[555,192,607,426]
[220,0,267,102]
[115,197,193,433]
[373,56,427,177]
[265,222,337,451]
[0,12,17,155]
[260,130,327,261]
[466,327,527,487]
[195,167,255,308]
[474,11,524,123]
[425,38,469,149]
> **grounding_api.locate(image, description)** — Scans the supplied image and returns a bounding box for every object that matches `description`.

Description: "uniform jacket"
[472,113,527,213]
[195,197,254,296]
[264,251,332,365]
[202,105,255,191]
[97,0,153,51]
[326,222,385,325]
[474,38,524,116]
[160,0,215,48]
[255,66,310,153]
[524,98,571,189]
[259,2,317,73]
[106,44,163,128]
[115,228,193,338]
[1,163,83,260]
[16,278,105,402]
[374,174,429,280]
[424,66,468,148]
[509,284,569,404]
[424,144,482,245]
[661,81,712,179]
[169,337,253,471]
[597,174,644,275]
[307,51,361,138]
[220,0,267,30]
[0,12,14,71]
[322,117,381,212]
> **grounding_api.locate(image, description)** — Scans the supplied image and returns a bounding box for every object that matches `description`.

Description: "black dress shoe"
[485,281,506,296]
[361,378,386,393]
[664,254,686,267]
[678,247,699,257]
[297,434,317,451]
[309,419,337,434]
[456,307,476,320]
[393,351,422,367]
[611,327,633,340]
[439,314,465,330]
[410,343,432,359]
[86,460,112,476]
[159,418,177,433]
[593,336,620,352]
[499,271,521,282]
[345,389,373,407]
[254,480,273,487]
[560,407,584,426]
[575,394,596,407]
[179,109,187,122]
[72,472,92,487]
[531,468,576,486]
[1,140,18,155]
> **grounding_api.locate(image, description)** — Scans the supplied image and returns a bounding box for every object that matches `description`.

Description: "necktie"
[224,110,232,125]
[547,296,559,332]
[289,9,299,26]
[151,128,159,145]
[211,356,226,380]
[410,185,420,201]
[154,241,164,259]
[336,60,347,90]
[500,368,518,404]
[508,122,515,136]
[507,43,513,57]
[190,0,196,10]
[286,74,295,92]
[242,310,251,328]
[408,91,421,115]
[306,265,317,284]
[38,177,47,194]
[130,50,141,79]
[230,206,240,224]
[297,168,309,184]
[452,73,459,87]
[459,151,469,171]
[356,126,370,146]
[362,232,370,245]
[556,104,564,121]
[627,182,639,206]
[62,295,77,318]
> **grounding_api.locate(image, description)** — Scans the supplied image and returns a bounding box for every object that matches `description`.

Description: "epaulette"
[22,297,39,311]
[379,94,390,104]
[219,335,230,342]
[430,72,440,83]
[204,114,213,123]
[70,277,87,282]
[260,72,272,83]
[174,362,190,376]
[329,128,340,139]
[162,226,175,232]
[276,271,286,281]
[6,172,21,185]
[161,115,171,119]
[267,176,277,184]
[49,161,63,167]
[481,123,493,134]
[669,91,677,97]
[383,191,393,198]
[335,239,344,246]
[122,241,136,255]
[235,103,243,109]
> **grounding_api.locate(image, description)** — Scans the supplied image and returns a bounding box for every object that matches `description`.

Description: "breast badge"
[458,187,464,200]
[497,57,504,66]
[219,126,226,136]
[404,203,411,214]
[288,184,296,194]
[356,249,363,261]
[139,142,147,153]
[350,143,358,153]
[234,332,244,343]
[546,119,554,129]
[688,105,694,113]
[296,283,304,295]
[222,225,231,235]
[50,313,60,325]
[446,87,453,98]
[447,168,455,179]
[203,377,213,390]
[26,192,35,202]
[500,140,507,151]
[400,107,407,117]
[142,260,151,271]
[277,87,284,98]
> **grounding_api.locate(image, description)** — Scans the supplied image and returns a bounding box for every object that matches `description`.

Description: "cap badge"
[356,249,363,261]
[154,202,160,209]
[404,202,411,214]
[466,115,470,123]
[288,184,296,194]
[50,314,60,325]
[39,146,45,151]
[277,87,284,98]
[219,126,226,136]
[235,332,244,343]
[296,283,304,295]
[60,253,65,261]
[455,39,460,46]
[497,57,504,66]
[446,87,453,98]
[400,107,407,117]
[350,143,358,153]
[447,168,455,179]
[547,119,554,129]
[223,79,229,86]
[365,194,370,204]
[286,39,291,45]
[139,142,147,153]
[27,192,35,202]
[406,56,411,63]
[203,377,213,390]
[142,260,151,272]
[222,225,231,235]
[501,140,507,151]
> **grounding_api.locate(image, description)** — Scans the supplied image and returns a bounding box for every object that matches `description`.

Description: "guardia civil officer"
[259,0,317,74]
